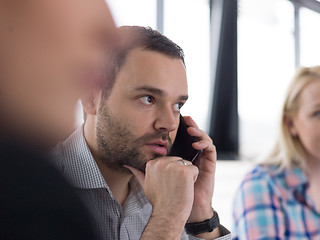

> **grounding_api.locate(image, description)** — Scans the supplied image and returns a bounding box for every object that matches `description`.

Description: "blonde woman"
[233,66,320,239]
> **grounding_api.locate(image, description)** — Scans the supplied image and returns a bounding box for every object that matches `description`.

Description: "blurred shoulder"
[237,164,291,202]
[241,164,284,186]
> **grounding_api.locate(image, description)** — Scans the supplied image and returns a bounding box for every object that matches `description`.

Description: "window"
[300,7,320,67]
[164,0,210,131]
[107,0,157,28]
[238,0,295,159]
[237,0,320,159]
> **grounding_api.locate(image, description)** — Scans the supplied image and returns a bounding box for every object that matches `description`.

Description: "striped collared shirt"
[54,127,231,240]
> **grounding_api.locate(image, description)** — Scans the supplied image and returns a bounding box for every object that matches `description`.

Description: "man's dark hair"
[101,26,185,99]
[82,26,185,121]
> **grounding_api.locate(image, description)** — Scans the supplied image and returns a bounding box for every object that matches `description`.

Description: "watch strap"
[185,210,220,236]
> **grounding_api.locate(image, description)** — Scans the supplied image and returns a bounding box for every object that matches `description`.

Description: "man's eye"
[139,96,154,105]
[173,102,183,112]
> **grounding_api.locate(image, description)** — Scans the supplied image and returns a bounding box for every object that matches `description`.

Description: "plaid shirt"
[54,127,231,240]
[232,165,320,240]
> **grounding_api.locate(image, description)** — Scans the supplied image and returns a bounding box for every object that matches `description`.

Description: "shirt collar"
[58,127,109,190]
[284,166,308,190]
[124,177,150,216]
[57,127,148,207]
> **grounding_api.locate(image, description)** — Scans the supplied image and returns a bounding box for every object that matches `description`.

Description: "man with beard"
[55,26,231,240]
[0,0,118,239]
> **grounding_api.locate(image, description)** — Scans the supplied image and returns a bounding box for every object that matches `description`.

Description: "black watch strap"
[185,211,220,236]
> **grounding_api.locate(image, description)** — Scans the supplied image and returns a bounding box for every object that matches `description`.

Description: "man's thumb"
[124,165,145,187]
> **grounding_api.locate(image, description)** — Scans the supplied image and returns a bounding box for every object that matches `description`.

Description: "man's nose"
[154,106,179,132]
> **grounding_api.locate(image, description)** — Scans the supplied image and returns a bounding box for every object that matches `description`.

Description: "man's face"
[0,0,117,143]
[96,49,188,172]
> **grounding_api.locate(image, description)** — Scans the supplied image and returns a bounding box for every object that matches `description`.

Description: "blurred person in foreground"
[0,0,118,239]
[233,66,320,239]
[54,26,231,240]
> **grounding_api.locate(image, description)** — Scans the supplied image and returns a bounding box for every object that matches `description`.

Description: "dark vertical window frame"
[208,0,239,160]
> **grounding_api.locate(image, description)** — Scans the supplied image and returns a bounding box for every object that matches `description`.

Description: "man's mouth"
[145,140,169,156]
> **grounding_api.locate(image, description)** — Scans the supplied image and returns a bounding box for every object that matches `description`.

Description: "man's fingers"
[177,159,193,166]
[187,165,199,182]
[192,139,216,152]
[184,116,199,129]
[187,127,212,142]
[124,165,145,187]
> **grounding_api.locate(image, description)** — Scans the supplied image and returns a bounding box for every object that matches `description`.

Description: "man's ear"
[284,115,298,137]
[81,88,102,116]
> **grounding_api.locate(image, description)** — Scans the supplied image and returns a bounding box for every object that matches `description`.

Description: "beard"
[96,103,173,173]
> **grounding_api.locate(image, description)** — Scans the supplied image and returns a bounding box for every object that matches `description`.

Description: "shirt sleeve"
[232,169,285,240]
[182,224,231,240]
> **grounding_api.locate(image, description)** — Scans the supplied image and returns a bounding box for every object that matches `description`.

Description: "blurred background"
[75,0,320,230]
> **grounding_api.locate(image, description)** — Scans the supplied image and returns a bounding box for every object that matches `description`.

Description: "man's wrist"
[153,208,189,224]
[188,205,214,223]
[141,211,187,240]
[152,207,190,230]
[185,210,220,236]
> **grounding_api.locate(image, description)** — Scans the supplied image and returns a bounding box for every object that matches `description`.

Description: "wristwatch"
[185,210,220,236]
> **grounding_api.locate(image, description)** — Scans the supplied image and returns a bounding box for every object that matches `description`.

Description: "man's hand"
[184,116,221,239]
[126,157,199,239]
[126,116,221,239]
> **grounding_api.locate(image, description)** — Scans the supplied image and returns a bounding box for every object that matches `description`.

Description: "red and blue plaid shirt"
[232,165,320,240]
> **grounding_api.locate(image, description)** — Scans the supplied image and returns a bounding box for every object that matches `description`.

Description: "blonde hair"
[264,66,320,169]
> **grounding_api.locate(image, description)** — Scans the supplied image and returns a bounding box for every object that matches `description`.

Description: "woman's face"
[291,79,320,162]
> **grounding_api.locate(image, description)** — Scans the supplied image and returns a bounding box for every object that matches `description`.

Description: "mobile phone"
[168,115,201,163]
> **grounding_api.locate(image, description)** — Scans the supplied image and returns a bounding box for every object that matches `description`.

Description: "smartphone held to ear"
[168,115,201,163]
